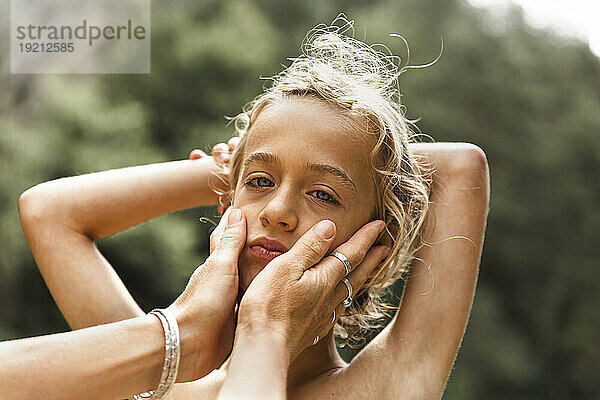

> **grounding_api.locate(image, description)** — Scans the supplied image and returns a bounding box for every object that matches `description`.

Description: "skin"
[183,97,490,399]
[233,97,377,292]
[16,95,489,399]
[13,97,388,399]
[6,198,385,400]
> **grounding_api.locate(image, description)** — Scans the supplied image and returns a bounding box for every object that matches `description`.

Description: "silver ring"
[331,309,336,323]
[330,251,352,276]
[341,278,353,308]
[312,336,319,345]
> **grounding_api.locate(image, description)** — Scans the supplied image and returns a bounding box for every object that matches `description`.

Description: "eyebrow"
[243,151,357,195]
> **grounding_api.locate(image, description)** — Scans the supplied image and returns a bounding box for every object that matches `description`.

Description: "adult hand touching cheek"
[218,219,389,400]
[0,208,247,400]
[166,206,245,382]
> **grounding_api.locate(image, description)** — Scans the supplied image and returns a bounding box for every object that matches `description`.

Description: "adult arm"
[0,315,165,400]
[345,142,490,399]
[18,156,225,329]
[217,219,389,400]
[2,206,245,400]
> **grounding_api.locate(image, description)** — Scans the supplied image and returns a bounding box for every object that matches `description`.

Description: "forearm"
[19,156,224,241]
[385,142,489,394]
[217,328,289,400]
[0,315,165,400]
[18,156,225,329]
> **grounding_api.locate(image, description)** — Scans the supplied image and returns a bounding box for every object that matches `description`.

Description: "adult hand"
[238,219,389,362]
[166,207,245,381]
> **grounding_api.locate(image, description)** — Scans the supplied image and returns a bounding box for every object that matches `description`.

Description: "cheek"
[331,213,373,249]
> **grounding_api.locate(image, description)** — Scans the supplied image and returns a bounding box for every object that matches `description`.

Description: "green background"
[1,1,598,398]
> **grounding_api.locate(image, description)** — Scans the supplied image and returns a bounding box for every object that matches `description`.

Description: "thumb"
[210,208,246,267]
[284,220,336,272]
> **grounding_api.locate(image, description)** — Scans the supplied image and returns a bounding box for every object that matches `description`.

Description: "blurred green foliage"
[1,0,598,398]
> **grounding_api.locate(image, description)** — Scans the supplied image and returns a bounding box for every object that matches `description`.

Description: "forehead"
[244,97,375,184]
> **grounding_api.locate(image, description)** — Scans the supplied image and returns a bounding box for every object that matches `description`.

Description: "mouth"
[247,236,289,262]
[249,245,285,261]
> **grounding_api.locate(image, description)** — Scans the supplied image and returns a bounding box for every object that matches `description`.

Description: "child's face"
[232,96,377,290]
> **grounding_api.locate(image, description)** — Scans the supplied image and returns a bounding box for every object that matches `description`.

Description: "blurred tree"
[1,0,598,398]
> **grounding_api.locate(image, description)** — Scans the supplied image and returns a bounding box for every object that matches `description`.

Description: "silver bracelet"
[133,308,181,399]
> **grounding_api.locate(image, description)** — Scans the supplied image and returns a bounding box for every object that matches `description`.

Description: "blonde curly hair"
[213,15,433,345]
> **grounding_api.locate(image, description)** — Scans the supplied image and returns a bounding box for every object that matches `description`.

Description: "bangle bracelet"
[133,308,181,399]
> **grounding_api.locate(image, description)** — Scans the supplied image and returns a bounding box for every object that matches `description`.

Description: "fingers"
[227,136,240,152]
[279,220,337,273]
[305,243,388,346]
[332,245,390,306]
[209,208,246,260]
[212,143,230,163]
[189,149,208,160]
[325,220,386,282]
[209,207,231,253]
[191,136,240,164]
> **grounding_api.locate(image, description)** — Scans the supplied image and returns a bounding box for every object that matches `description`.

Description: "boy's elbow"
[18,184,48,228]
[454,143,488,170]
[452,143,489,183]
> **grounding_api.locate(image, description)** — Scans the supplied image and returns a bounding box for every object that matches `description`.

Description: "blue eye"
[244,176,274,188]
[309,190,339,205]
[244,177,339,205]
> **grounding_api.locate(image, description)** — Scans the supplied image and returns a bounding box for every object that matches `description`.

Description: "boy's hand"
[189,136,240,164]
[190,136,240,213]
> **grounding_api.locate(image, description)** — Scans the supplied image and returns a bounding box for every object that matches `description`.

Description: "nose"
[258,184,298,231]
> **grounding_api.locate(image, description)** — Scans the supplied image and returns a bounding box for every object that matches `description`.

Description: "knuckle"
[296,241,323,266]
[209,233,218,249]
[336,244,367,272]
[213,142,227,151]
[333,283,347,305]
[227,137,240,148]
[216,228,239,247]
[354,244,369,266]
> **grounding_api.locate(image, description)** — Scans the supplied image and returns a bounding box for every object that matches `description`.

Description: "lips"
[248,237,289,261]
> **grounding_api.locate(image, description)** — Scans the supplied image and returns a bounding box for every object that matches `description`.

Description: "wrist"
[138,314,168,387]
[236,308,291,355]
[218,326,289,399]
[236,322,290,355]
[134,309,181,399]
[166,303,207,382]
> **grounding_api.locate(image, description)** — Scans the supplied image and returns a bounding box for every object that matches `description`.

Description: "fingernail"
[228,208,242,225]
[314,220,335,239]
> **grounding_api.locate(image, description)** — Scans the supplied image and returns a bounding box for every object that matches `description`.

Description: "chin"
[238,251,268,291]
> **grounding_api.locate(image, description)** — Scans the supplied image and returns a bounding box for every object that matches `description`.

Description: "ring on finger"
[312,336,319,345]
[330,251,352,276]
[331,309,336,324]
[342,278,353,308]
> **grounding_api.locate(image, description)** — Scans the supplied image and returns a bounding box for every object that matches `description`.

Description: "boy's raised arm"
[18,156,226,329]
[344,142,490,399]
